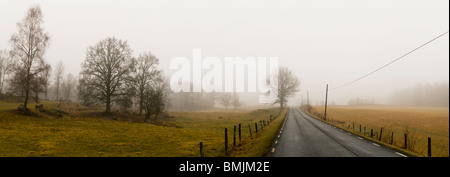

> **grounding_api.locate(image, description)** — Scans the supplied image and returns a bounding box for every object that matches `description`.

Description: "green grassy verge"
[229,109,287,157]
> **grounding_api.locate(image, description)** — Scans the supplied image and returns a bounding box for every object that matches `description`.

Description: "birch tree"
[9,5,51,109]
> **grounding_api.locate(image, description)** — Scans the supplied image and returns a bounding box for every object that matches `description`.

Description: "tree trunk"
[24,88,29,109]
[154,112,159,121]
[144,112,149,122]
[139,98,143,115]
[44,87,48,100]
[56,85,59,101]
[105,95,111,114]
[280,98,284,110]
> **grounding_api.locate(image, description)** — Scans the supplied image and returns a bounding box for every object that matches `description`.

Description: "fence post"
[239,123,241,142]
[379,128,383,141]
[370,129,373,138]
[200,142,204,157]
[428,137,431,157]
[249,124,252,138]
[255,123,258,133]
[404,133,408,149]
[233,125,236,147]
[225,128,228,155]
[391,132,394,145]
[353,122,354,131]
[364,126,366,135]
[359,124,361,133]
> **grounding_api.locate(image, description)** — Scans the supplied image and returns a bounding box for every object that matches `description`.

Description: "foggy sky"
[0,0,448,106]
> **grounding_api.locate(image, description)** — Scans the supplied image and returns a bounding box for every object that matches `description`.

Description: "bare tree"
[219,93,232,110]
[9,5,51,109]
[62,73,76,101]
[133,52,160,115]
[42,65,51,100]
[0,49,13,93]
[142,75,171,122]
[271,67,300,110]
[232,92,241,110]
[54,61,64,101]
[78,37,134,114]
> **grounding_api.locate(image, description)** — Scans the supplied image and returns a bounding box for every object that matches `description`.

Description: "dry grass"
[308,105,449,157]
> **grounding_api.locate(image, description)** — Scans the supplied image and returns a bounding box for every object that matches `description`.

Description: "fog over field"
[0,0,448,107]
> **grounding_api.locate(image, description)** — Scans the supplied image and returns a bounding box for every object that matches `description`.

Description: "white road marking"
[271,148,276,153]
[280,131,282,134]
[373,143,380,147]
[395,152,407,157]
[275,140,278,144]
[340,129,343,132]
[278,135,280,138]
[347,133,351,135]
[357,137,363,140]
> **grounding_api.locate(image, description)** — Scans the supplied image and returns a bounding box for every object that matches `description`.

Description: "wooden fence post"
[428,137,431,157]
[404,133,408,149]
[239,123,241,142]
[370,129,373,138]
[391,132,394,145]
[225,128,228,154]
[233,125,236,147]
[200,142,204,157]
[379,128,383,141]
[359,124,361,133]
[353,122,354,131]
[255,123,258,133]
[249,124,252,138]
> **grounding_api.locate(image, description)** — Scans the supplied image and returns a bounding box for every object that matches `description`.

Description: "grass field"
[0,100,285,157]
[307,105,449,157]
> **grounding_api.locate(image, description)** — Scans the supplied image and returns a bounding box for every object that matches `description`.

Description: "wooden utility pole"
[324,84,328,121]
[307,90,309,106]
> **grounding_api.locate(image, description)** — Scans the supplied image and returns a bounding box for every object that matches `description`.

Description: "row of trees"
[1,5,170,120]
[348,98,376,106]
[389,82,449,107]
[77,37,171,119]
[2,5,301,118]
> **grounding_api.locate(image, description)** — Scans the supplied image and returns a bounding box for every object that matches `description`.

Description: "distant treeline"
[389,82,449,107]
[348,98,376,106]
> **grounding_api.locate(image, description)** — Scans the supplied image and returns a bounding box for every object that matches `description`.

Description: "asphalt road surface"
[268,107,407,157]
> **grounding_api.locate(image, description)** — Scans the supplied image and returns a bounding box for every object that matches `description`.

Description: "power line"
[328,30,449,91]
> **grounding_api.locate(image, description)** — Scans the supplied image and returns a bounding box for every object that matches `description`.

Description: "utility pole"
[307,90,309,106]
[324,84,328,121]
[301,95,303,106]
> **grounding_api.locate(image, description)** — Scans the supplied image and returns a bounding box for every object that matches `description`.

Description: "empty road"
[268,107,406,157]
